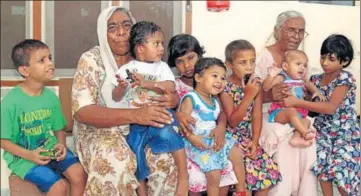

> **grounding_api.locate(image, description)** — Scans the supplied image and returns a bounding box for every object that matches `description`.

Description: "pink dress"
[256,49,318,196]
[175,78,238,193]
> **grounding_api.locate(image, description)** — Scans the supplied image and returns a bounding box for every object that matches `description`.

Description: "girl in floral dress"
[168,34,237,195]
[283,34,360,196]
[220,40,282,196]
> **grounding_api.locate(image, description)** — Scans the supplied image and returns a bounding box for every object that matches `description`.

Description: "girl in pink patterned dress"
[168,34,238,195]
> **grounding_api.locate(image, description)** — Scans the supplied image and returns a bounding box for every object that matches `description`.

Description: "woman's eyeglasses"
[282,27,309,38]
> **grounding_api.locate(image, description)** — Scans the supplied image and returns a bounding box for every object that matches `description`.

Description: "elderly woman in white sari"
[72,6,179,195]
[256,10,318,196]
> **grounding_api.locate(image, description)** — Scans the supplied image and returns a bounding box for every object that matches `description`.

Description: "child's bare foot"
[289,134,313,148]
[175,177,189,196]
[303,130,316,140]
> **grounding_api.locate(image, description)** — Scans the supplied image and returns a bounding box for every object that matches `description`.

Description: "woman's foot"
[289,134,313,148]
[175,176,189,196]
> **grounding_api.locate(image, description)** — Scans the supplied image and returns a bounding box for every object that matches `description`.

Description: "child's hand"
[245,142,258,160]
[244,75,260,99]
[209,127,225,151]
[115,74,128,89]
[267,66,282,77]
[175,111,196,137]
[131,71,145,87]
[188,135,209,150]
[53,143,67,161]
[28,149,52,165]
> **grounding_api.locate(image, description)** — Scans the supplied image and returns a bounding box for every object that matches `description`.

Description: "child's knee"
[50,179,68,193]
[285,107,298,115]
[229,146,243,162]
[65,163,86,186]
[205,170,221,185]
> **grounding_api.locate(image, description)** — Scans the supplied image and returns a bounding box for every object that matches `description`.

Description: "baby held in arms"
[263,50,325,148]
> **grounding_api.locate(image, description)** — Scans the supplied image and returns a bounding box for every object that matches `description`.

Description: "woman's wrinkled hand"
[148,85,177,109]
[271,83,291,101]
[134,106,173,128]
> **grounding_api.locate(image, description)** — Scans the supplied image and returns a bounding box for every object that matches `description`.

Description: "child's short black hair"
[167,34,205,68]
[11,39,48,70]
[193,57,226,89]
[129,21,162,58]
[225,39,255,62]
[321,34,354,68]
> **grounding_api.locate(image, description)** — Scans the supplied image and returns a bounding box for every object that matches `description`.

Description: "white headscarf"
[97,6,136,108]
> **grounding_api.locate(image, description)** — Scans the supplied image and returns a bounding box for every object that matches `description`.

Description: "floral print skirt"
[243,145,282,190]
[231,129,282,191]
[75,129,177,196]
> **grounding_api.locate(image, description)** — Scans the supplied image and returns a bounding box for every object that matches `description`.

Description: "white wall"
[191,1,360,114]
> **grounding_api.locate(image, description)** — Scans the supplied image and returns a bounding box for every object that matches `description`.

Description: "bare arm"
[143,81,175,94]
[74,104,172,128]
[215,96,227,130]
[251,90,263,144]
[112,86,126,102]
[179,97,194,138]
[286,85,349,115]
[1,139,53,165]
[305,81,320,96]
[148,84,179,109]
[220,91,253,128]
[263,75,284,92]
[1,139,31,160]
[262,83,290,103]
[54,130,66,146]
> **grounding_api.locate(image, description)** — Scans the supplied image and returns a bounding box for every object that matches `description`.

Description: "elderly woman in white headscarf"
[256,10,318,196]
[72,7,179,195]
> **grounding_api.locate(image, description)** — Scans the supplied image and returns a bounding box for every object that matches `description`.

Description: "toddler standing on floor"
[179,57,247,196]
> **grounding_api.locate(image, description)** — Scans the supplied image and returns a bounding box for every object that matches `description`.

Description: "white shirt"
[111,60,175,109]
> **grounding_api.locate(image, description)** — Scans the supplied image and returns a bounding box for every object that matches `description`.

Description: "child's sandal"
[233,191,247,196]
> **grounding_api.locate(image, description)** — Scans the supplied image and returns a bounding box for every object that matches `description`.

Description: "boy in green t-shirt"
[1,39,86,195]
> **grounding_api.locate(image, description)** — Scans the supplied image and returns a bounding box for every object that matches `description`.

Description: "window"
[299,0,355,6]
[126,1,182,60]
[50,1,103,69]
[1,1,183,77]
[1,1,27,70]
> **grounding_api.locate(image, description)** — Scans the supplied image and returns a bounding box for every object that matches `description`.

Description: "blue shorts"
[268,109,303,127]
[24,149,79,192]
[126,109,184,181]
